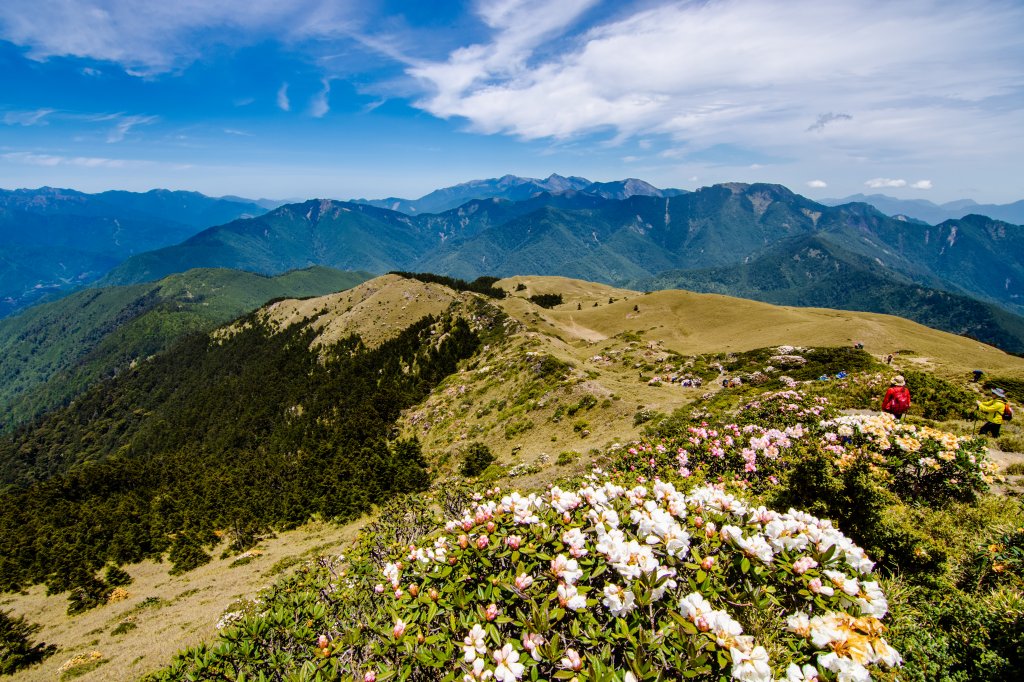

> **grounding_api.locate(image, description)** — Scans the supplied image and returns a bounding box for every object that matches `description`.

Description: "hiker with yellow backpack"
[977,388,1013,438]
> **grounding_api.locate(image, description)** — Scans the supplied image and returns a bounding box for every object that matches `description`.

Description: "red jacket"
[882,386,911,415]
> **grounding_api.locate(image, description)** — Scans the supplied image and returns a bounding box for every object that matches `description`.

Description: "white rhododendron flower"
[492,644,524,682]
[463,624,487,663]
[375,471,901,682]
[602,583,637,616]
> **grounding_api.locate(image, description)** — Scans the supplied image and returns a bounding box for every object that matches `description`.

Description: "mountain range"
[822,193,1024,226]
[353,173,685,213]
[0,188,267,317]
[95,182,1024,352]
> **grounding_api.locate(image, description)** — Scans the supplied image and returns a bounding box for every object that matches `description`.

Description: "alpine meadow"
[1,2,1023,682]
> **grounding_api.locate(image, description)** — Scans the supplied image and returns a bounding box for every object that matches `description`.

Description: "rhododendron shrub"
[365,474,901,682]
[820,414,996,505]
[737,390,835,429]
[612,423,810,493]
[614,396,994,507]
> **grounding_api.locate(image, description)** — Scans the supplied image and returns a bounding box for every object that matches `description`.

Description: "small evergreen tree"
[0,610,56,675]
[168,532,212,575]
[460,442,495,477]
[103,564,132,587]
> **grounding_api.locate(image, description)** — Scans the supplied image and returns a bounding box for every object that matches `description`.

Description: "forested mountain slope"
[0,267,370,429]
[0,276,501,597]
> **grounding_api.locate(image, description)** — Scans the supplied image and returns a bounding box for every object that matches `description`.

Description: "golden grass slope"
[399,274,1023,477]
[497,275,1024,378]
[216,273,463,349]
[4,520,365,682]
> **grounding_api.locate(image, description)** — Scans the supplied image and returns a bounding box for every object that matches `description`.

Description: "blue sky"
[1,0,1022,203]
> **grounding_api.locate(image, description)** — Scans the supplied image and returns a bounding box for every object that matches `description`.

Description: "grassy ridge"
[0,267,370,430]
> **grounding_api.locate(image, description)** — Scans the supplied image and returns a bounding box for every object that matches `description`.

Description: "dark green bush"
[103,564,132,587]
[66,573,112,616]
[459,442,494,477]
[528,293,563,308]
[168,532,212,576]
[903,370,977,420]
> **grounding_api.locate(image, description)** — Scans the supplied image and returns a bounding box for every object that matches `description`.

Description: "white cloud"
[2,108,55,126]
[865,178,907,188]
[806,179,828,188]
[1,151,143,168]
[407,0,1024,176]
[310,79,331,118]
[911,180,933,190]
[277,83,291,112]
[223,128,253,136]
[0,1,360,74]
[103,114,157,142]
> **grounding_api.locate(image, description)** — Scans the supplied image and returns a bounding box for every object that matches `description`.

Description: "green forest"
[0,304,485,600]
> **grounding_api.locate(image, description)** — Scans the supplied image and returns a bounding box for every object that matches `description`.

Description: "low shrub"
[461,442,496,477]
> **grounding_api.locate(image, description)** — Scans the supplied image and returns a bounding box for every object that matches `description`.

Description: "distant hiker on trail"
[977,388,1009,438]
[882,375,911,421]
[972,369,984,382]
[886,354,893,365]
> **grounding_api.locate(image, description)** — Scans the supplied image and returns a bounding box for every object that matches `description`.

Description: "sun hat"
[991,388,1007,399]
[892,375,905,386]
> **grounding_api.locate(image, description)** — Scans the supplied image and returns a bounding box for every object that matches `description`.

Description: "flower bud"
[701,556,715,570]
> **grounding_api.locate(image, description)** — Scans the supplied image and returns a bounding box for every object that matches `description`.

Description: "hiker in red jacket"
[882,375,911,420]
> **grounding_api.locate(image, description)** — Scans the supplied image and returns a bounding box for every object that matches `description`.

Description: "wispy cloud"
[911,180,933,190]
[310,79,331,118]
[407,0,1024,172]
[866,178,907,189]
[224,128,254,136]
[277,83,291,112]
[0,1,360,75]
[806,179,828,188]
[1,151,143,168]
[3,108,55,126]
[102,114,158,142]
